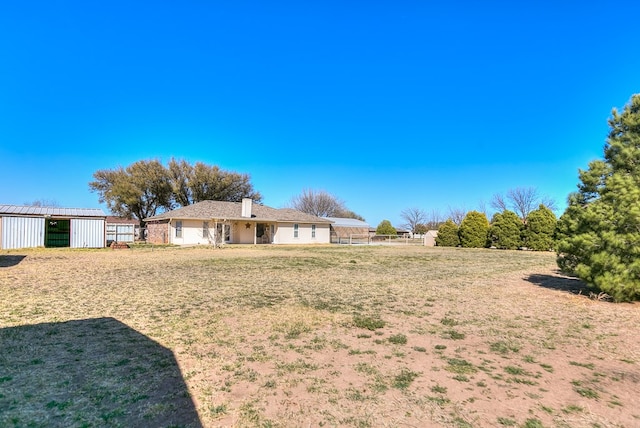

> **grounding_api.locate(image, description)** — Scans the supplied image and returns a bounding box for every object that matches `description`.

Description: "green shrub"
[490,210,522,249]
[435,219,460,247]
[459,211,490,248]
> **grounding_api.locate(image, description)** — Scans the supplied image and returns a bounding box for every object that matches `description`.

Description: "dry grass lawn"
[1,245,638,427]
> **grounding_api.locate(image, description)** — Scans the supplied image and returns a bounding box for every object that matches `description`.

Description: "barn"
[325,217,371,244]
[0,205,107,250]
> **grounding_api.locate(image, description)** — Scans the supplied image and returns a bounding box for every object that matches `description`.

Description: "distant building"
[0,205,106,249]
[106,217,138,246]
[143,199,332,245]
[325,217,370,244]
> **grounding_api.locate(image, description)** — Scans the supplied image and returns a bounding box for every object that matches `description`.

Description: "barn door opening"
[45,219,70,248]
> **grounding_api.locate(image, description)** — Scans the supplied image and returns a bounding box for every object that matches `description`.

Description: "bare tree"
[400,207,427,234]
[447,206,467,226]
[491,187,558,221]
[477,199,489,217]
[540,196,558,212]
[289,189,346,217]
[507,187,540,222]
[25,199,60,207]
[490,193,508,213]
[426,208,443,230]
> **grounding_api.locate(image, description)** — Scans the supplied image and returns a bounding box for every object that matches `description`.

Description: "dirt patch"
[0,246,638,427]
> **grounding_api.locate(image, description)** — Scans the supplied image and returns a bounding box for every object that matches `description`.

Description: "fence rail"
[336,234,431,246]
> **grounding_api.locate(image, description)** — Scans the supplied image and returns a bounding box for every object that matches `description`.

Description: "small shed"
[106,217,138,246]
[424,230,438,247]
[0,205,107,250]
[325,217,370,244]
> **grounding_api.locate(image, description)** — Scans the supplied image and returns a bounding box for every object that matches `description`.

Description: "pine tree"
[459,211,490,248]
[489,210,522,249]
[524,204,557,251]
[556,94,640,301]
[435,219,460,247]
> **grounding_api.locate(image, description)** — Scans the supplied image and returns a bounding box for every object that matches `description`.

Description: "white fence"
[339,234,431,246]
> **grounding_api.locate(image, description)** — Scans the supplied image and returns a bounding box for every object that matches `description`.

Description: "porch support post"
[253,223,257,245]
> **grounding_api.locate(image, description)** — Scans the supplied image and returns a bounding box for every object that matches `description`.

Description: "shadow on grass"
[526,272,590,295]
[0,255,26,267]
[0,317,202,427]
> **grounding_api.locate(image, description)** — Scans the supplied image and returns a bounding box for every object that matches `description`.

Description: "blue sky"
[1,1,638,227]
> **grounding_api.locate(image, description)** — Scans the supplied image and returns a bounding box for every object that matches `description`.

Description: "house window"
[312,224,316,238]
[175,220,183,238]
[294,223,299,238]
[203,221,209,237]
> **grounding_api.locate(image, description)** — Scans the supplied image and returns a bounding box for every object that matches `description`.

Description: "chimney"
[241,198,252,218]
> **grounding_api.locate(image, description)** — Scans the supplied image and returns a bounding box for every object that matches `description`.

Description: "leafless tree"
[400,207,428,234]
[540,196,558,212]
[477,199,489,217]
[507,187,540,221]
[490,193,508,213]
[289,189,346,217]
[491,187,558,221]
[426,208,443,230]
[447,206,467,226]
[25,199,60,207]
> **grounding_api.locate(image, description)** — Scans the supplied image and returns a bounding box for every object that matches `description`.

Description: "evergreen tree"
[435,219,460,247]
[459,211,490,248]
[489,210,522,249]
[556,94,640,301]
[376,220,397,235]
[524,204,557,251]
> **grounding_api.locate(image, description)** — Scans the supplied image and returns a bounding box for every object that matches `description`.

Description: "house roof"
[143,200,333,224]
[0,204,106,218]
[324,217,370,228]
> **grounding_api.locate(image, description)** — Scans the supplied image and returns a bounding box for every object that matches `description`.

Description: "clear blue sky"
[1,1,638,227]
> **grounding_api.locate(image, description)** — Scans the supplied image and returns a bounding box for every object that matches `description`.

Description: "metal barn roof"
[324,217,370,228]
[0,205,106,218]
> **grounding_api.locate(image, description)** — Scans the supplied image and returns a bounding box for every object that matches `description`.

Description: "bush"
[459,211,490,248]
[376,219,397,235]
[435,219,460,247]
[524,204,557,251]
[489,210,522,249]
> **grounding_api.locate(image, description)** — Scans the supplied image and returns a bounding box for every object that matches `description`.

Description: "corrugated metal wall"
[1,216,45,249]
[71,218,105,248]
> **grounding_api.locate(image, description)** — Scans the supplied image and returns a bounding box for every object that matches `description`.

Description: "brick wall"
[146,220,169,244]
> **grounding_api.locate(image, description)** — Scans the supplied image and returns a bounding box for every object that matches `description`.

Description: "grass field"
[1,245,638,427]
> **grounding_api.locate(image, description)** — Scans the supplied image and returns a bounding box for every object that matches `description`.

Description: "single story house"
[325,217,370,244]
[0,204,107,249]
[143,199,332,245]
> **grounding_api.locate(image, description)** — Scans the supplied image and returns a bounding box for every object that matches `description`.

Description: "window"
[293,223,299,238]
[311,224,316,238]
[203,221,209,237]
[175,220,183,238]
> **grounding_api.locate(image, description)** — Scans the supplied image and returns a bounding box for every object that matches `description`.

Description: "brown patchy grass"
[1,245,638,427]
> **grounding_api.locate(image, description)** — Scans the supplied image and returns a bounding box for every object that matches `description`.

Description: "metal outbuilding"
[0,205,107,250]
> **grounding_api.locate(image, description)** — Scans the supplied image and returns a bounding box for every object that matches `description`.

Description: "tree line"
[423,93,640,302]
[434,205,557,251]
[89,158,261,225]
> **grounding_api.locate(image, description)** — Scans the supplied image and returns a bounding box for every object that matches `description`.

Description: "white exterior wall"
[166,219,330,245]
[170,219,212,245]
[71,218,105,248]
[274,223,330,244]
[235,222,256,244]
[0,216,45,249]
